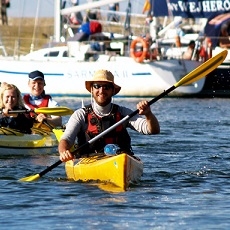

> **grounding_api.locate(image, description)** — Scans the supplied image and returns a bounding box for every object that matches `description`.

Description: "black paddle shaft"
[8,109,32,114]
[38,84,176,178]
[39,85,176,177]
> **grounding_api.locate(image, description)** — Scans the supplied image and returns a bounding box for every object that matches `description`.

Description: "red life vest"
[23,94,51,118]
[23,94,51,109]
[77,104,133,155]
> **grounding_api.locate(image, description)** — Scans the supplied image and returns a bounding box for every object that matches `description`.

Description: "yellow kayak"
[65,153,143,192]
[0,127,58,155]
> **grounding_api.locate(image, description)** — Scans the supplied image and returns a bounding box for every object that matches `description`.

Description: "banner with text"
[151,0,229,18]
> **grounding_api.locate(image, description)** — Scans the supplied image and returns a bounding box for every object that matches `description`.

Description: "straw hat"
[85,69,121,95]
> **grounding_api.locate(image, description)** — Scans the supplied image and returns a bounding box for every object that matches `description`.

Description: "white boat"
[0,0,228,98]
[0,43,203,97]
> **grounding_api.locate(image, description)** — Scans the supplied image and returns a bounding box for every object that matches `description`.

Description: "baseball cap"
[29,70,45,81]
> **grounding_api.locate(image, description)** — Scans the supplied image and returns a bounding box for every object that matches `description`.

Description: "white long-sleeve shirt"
[61,103,152,146]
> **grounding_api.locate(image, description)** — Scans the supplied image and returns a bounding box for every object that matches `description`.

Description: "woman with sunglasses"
[58,69,160,162]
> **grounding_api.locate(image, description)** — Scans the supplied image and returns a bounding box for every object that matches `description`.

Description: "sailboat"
[0,0,227,97]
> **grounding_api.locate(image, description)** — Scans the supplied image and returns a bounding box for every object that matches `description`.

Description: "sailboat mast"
[54,0,61,42]
[30,0,41,52]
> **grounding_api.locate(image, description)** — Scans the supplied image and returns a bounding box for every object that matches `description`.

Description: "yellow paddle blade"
[34,107,74,116]
[52,129,64,142]
[52,128,76,152]
[19,174,40,182]
[175,50,228,87]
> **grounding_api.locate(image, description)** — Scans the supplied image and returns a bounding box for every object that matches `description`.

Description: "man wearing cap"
[23,70,62,129]
[58,69,160,162]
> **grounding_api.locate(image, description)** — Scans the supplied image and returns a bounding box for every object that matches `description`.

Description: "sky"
[7,0,143,18]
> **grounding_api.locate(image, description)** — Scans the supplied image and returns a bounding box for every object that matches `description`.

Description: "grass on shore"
[0,16,149,56]
[0,18,54,56]
[0,16,198,58]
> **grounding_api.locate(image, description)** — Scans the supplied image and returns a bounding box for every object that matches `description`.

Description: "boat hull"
[198,65,230,97]
[0,127,58,156]
[198,48,230,98]
[65,153,143,191]
[0,55,204,97]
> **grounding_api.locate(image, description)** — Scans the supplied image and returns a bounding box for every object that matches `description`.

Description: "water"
[1,97,230,229]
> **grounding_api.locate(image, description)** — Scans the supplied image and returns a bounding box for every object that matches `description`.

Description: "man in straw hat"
[58,69,160,162]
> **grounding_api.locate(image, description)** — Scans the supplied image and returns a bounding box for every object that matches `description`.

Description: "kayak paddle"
[8,107,74,116]
[19,50,228,182]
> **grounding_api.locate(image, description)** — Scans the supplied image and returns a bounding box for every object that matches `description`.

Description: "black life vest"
[77,104,133,155]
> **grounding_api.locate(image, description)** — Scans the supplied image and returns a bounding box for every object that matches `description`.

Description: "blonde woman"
[0,83,33,134]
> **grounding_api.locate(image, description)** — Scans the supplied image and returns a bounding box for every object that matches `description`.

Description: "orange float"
[130,37,148,63]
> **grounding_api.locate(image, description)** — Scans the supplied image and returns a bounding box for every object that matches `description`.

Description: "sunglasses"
[92,84,113,90]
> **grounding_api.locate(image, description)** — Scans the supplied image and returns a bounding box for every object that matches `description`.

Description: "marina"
[1,0,230,98]
[0,0,230,228]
